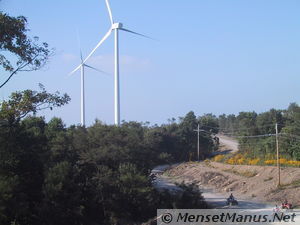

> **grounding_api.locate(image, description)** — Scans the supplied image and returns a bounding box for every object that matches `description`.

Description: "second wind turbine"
[69,50,108,126]
[76,0,152,126]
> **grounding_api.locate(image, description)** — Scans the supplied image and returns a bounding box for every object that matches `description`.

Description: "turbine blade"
[105,0,114,25]
[119,28,155,40]
[81,29,112,65]
[76,29,84,63]
[76,29,82,59]
[80,49,83,63]
[69,64,82,76]
[84,64,111,76]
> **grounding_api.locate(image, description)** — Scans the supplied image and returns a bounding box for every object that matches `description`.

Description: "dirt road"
[152,164,182,193]
[217,134,239,153]
[200,188,270,209]
[152,164,272,209]
[166,162,300,207]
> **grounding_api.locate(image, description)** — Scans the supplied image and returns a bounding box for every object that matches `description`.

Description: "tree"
[0,87,70,225]
[178,111,198,160]
[0,84,70,123]
[198,113,219,134]
[256,109,283,134]
[237,111,258,135]
[0,97,216,224]
[0,12,52,88]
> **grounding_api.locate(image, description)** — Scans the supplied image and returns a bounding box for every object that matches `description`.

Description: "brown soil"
[165,161,300,207]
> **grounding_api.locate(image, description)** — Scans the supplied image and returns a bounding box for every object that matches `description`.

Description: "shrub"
[287,160,300,167]
[264,160,276,165]
[213,155,225,162]
[248,158,260,165]
[237,158,246,165]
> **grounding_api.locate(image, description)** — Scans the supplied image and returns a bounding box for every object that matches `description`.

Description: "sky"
[1,0,300,126]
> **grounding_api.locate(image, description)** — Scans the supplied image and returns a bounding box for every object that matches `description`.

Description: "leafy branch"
[0,12,53,87]
[0,84,71,122]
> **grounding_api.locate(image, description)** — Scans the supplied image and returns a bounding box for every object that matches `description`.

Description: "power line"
[230,133,277,138]
[280,133,300,140]
[225,132,300,141]
[278,136,300,141]
[201,123,284,132]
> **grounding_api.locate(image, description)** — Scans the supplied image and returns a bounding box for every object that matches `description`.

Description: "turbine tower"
[69,50,108,126]
[75,0,152,126]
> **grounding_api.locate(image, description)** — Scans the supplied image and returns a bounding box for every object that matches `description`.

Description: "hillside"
[165,161,300,207]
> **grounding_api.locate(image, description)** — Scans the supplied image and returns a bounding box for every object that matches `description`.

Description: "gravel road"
[217,134,239,153]
[152,165,272,209]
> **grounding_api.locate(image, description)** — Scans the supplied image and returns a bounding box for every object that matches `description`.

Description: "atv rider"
[282,200,292,209]
[228,193,235,201]
[227,193,236,205]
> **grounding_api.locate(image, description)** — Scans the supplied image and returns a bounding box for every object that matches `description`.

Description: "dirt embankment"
[166,161,300,207]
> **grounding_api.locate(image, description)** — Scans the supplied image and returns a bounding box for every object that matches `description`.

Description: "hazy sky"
[1,0,300,125]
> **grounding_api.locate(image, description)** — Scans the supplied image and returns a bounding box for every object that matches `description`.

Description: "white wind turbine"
[69,50,109,126]
[72,0,152,126]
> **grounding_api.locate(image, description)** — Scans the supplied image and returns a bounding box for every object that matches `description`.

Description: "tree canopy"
[0,12,51,88]
[0,90,210,225]
[217,104,300,160]
[0,84,70,123]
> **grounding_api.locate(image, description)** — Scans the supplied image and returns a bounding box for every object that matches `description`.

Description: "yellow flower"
[248,158,260,165]
[213,155,225,162]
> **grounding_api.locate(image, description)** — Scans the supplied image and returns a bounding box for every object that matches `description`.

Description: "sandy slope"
[152,164,272,209]
[166,162,300,207]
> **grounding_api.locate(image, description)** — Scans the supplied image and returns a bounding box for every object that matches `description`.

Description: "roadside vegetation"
[0,87,214,225]
[214,104,300,167]
[213,153,300,168]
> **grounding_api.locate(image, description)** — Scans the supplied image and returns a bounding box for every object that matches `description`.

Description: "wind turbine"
[69,50,109,126]
[74,0,152,126]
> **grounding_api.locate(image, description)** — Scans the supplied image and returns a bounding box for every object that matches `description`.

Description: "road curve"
[217,134,239,153]
[152,164,272,210]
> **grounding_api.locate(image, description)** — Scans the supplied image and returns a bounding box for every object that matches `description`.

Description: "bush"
[248,158,260,165]
[213,155,225,162]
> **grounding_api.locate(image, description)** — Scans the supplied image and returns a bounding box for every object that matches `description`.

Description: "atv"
[227,198,238,206]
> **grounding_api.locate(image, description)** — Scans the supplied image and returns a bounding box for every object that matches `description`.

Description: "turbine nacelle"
[112,22,123,30]
[73,0,153,126]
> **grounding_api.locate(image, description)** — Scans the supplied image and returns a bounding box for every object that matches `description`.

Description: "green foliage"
[218,103,300,161]
[159,182,207,209]
[175,183,207,209]
[0,91,213,225]
[0,12,52,87]
[0,84,70,123]
[199,113,219,134]
[176,111,215,160]
[0,13,34,71]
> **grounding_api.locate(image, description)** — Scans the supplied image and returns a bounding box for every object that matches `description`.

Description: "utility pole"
[194,124,200,162]
[275,123,281,186]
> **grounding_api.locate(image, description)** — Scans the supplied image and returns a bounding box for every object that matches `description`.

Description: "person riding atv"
[149,173,157,182]
[227,193,238,206]
[281,200,292,210]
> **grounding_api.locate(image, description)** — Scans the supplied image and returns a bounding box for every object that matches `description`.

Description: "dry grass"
[222,168,257,177]
[279,179,300,189]
[264,177,273,182]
